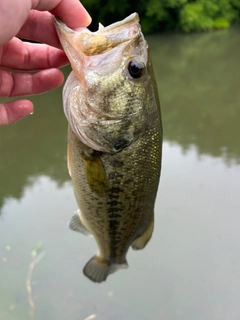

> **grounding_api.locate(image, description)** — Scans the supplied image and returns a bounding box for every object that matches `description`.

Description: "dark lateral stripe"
[107,200,122,206]
[108,207,122,213]
[109,187,123,194]
[109,213,122,219]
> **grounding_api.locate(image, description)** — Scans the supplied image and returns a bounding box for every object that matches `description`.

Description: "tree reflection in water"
[0,26,240,213]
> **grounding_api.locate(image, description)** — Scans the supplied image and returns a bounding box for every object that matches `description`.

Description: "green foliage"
[179,0,237,32]
[213,17,230,29]
[81,0,240,33]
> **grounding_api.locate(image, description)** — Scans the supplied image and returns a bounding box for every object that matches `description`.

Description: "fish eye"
[128,59,144,79]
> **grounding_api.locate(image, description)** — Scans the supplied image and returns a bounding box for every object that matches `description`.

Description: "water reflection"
[1,27,240,320]
[149,25,240,164]
[1,27,240,210]
[0,175,148,319]
[1,143,240,320]
[0,81,70,212]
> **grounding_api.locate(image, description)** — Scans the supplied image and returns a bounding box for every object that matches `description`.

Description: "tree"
[81,0,240,33]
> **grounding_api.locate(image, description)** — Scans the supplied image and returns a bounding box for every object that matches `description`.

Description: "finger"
[0,0,31,46]
[0,68,64,97]
[0,0,91,47]
[18,11,62,49]
[0,38,69,70]
[33,0,92,28]
[0,99,33,126]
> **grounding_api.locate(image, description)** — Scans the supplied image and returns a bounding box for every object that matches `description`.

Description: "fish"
[54,13,162,283]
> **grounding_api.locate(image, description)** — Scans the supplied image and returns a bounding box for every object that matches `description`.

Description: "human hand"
[0,0,91,126]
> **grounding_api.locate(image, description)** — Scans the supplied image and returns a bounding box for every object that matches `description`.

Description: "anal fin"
[131,215,154,250]
[69,211,91,236]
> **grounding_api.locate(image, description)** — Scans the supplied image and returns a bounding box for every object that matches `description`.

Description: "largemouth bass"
[54,13,162,283]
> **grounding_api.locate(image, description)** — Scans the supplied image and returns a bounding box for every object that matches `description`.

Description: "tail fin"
[83,255,128,283]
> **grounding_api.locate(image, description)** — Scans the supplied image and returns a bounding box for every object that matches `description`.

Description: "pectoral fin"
[131,215,154,250]
[69,212,91,236]
[81,149,108,197]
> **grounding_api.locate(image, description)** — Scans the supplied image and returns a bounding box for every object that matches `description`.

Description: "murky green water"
[1,26,240,320]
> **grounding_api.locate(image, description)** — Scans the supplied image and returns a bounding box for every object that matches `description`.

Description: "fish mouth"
[97,12,139,32]
[54,12,139,34]
[54,13,140,59]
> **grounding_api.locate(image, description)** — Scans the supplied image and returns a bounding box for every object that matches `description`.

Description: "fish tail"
[83,255,128,283]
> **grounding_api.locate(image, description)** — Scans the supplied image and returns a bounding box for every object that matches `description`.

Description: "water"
[1,27,240,320]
